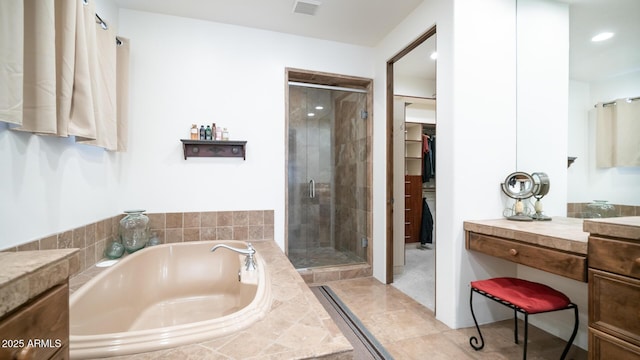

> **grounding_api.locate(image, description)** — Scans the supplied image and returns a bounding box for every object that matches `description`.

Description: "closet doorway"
[386,26,437,312]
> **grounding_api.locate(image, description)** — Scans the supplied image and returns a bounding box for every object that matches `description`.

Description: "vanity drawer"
[589,236,640,280]
[466,232,587,281]
[589,269,640,348]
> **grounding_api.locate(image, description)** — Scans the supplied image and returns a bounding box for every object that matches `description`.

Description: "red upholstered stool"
[469,277,578,360]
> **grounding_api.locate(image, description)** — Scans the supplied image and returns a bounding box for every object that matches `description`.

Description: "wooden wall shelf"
[180,140,247,160]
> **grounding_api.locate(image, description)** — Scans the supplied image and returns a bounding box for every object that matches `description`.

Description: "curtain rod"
[84,1,122,45]
[595,96,640,108]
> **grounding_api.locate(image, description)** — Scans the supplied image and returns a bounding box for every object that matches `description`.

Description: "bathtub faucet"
[210,243,257,271]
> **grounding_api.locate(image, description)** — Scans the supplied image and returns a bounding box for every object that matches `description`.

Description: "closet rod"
[595,96,640,108]
[288,81,369,94]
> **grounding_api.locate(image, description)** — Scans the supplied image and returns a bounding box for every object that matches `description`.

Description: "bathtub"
[69,240,272,359]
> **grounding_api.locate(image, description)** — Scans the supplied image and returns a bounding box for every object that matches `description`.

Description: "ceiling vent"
[292,0,321,16]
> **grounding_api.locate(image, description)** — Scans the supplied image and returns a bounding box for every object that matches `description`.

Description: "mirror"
[502,172,535,199]
[517,0,640,216]
[501,172,535,221]
[531,172,551,220]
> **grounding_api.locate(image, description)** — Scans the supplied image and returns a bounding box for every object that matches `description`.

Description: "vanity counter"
[0,249,80,318]
[464,217,588,281]
[583,216,640,240]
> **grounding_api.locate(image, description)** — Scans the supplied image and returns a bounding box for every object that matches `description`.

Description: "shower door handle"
[309,179,315,198]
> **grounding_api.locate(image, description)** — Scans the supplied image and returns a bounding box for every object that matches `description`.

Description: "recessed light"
[307,112,315,117]
[315,106,324,110]
[591,32,614,42]
[430,51,437,60]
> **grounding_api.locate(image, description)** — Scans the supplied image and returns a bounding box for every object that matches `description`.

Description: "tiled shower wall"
[2,210,274,274]
[334,92,370,260]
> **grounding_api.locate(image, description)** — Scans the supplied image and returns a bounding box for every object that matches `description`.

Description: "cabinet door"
[590,327,640,360]
[589,269,640,347]
[0,284,69,360]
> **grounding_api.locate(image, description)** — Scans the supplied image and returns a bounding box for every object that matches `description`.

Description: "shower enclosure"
[287,82,369,269]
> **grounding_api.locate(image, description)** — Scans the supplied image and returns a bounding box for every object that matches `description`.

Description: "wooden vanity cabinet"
[465,232,587,282]
[0,283,70,360]
[588,235,640,360]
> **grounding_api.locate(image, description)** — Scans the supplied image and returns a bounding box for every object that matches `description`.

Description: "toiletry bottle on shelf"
[212,123,217,140]
[190,124,198,140]
[199,125,205,140]
[205,125,212,140]
[216,126,223,140]
[222,128,229,140]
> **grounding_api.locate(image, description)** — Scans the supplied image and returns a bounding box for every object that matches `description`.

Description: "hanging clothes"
[422,134,432,183]
[422,134,436,183]
[420,198,434,245]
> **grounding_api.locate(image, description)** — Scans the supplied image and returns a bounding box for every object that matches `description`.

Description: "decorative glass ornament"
[119,210,150,253]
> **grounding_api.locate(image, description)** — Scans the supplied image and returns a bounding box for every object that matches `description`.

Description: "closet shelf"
[180,139,247,160]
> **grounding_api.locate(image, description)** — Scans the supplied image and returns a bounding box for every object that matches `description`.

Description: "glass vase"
[119,210,150,253]
[585,200,616,218]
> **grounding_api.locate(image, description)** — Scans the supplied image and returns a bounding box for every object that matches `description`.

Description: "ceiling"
[113,0,424,47]
[568,0,640,82]
[112,0,637,84]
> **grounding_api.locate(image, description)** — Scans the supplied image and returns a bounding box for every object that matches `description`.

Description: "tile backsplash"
[2,210,274,274]
[567,202,639,218]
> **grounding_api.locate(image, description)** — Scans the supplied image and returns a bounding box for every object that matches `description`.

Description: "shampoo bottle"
[205,125,212,140]
[190,124,198,140]
[199,125,205,140]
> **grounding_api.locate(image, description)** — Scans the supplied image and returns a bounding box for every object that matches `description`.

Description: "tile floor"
[321,277,588,360]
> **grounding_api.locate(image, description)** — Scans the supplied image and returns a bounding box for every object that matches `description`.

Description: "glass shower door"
[287,84,368,269]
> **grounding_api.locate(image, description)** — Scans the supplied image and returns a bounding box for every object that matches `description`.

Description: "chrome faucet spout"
[210,243,257,271]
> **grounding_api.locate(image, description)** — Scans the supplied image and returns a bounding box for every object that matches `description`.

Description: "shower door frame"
[284,68,373,268]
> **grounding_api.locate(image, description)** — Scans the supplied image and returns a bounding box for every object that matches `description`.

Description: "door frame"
[385,26,437,284]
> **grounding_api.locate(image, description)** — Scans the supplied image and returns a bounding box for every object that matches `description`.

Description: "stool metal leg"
[559,304,579,360]
[469,288,485,351]
[514,308,519,344]
[523,313,529,360]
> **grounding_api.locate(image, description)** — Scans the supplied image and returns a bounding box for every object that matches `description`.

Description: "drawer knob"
[635,257,640,266]
[509,248,518,256]
[15,346,35,360]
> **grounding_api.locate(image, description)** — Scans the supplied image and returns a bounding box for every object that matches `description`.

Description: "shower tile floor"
[288,246,365,269]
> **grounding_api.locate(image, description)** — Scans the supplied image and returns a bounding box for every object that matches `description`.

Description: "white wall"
[0,0,122,250]
[517,0,588,349]
[117,10,375,251]
[373,0,519,331]
[395,75,436,98]
[516,0,569,216]
[568,72,640,205]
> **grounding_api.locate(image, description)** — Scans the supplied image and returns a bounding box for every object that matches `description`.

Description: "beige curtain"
[615,99,640,166]
[0,0,24,125]
[596,98,640,167]
[0,0,128,151]
[595,102,614,168]
[116,38,130,152]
